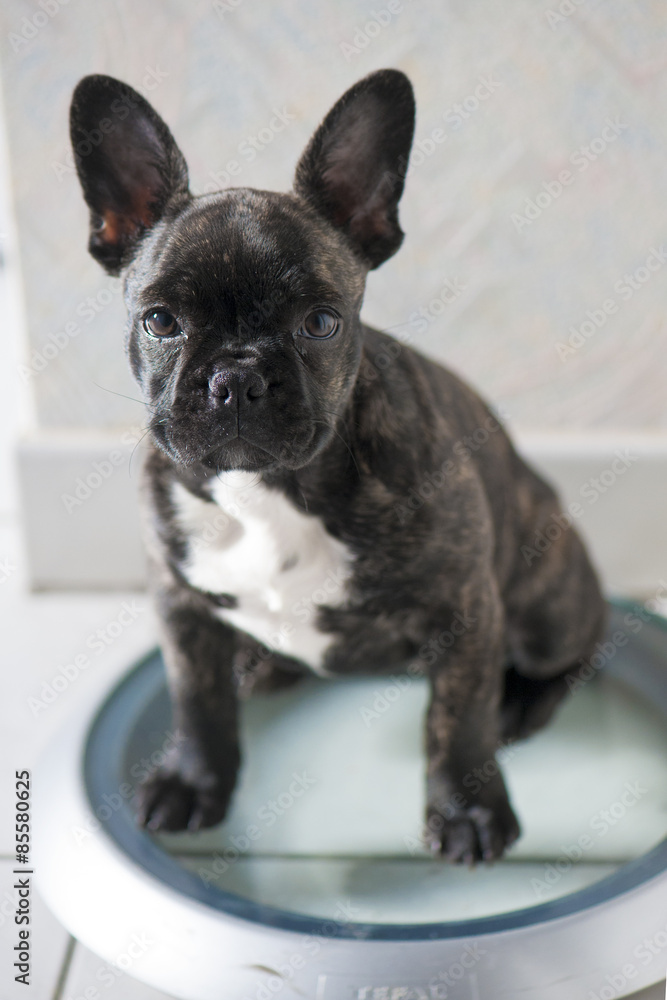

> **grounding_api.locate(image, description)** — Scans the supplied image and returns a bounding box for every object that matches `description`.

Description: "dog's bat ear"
[70,75,189,275]
[294,69,415,270]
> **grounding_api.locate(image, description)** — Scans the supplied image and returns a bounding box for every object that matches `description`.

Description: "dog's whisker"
[92,381,161,414]
[311,418,361,478]
[128,426,154,477]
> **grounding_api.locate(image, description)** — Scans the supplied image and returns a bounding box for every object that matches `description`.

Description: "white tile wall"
[4,0,667,433]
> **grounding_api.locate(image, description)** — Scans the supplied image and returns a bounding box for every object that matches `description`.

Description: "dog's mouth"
[203,437,278,472]
[150,418,326,473]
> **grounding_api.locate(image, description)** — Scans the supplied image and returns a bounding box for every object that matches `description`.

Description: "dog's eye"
[143,311,180,338]
[299,310,338,339]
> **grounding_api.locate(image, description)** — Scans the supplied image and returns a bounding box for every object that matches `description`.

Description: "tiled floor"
[0,514,171,998]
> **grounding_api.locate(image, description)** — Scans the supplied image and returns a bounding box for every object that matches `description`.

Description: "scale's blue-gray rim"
[83,600,667,942]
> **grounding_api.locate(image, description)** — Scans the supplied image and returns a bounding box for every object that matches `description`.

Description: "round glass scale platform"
[35,601,667,1000]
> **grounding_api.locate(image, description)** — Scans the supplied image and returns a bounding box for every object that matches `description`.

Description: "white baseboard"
[517,431,667,599]
[15,428,667,595]
[16,429,147,590]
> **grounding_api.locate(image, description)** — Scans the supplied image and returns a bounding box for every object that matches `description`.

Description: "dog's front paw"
[134,767,234,833]
[425,799,520,865]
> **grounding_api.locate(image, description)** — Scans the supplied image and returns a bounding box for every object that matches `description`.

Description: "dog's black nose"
[208,369,268,403]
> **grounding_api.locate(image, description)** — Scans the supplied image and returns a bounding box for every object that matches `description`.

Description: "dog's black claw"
[134,770,230,833]
[425,800,520,865]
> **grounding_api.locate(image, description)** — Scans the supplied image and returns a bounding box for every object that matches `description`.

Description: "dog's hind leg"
[501,490,607,742]
[500,663,577,742]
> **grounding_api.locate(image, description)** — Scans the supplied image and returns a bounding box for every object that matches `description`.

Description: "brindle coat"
[70,70,605,863]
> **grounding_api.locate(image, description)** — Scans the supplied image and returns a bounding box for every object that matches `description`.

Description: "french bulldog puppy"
[70,69,605,863]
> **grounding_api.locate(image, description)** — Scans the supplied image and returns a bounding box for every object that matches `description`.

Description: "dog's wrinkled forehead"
[130,189,365,325]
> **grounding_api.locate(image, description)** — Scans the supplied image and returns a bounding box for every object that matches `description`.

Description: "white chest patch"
[171,472,354,674]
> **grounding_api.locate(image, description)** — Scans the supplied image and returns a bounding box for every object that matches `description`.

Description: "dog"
[69,69,605,864]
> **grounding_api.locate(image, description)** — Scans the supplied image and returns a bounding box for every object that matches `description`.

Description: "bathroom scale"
[35,600,667,999]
